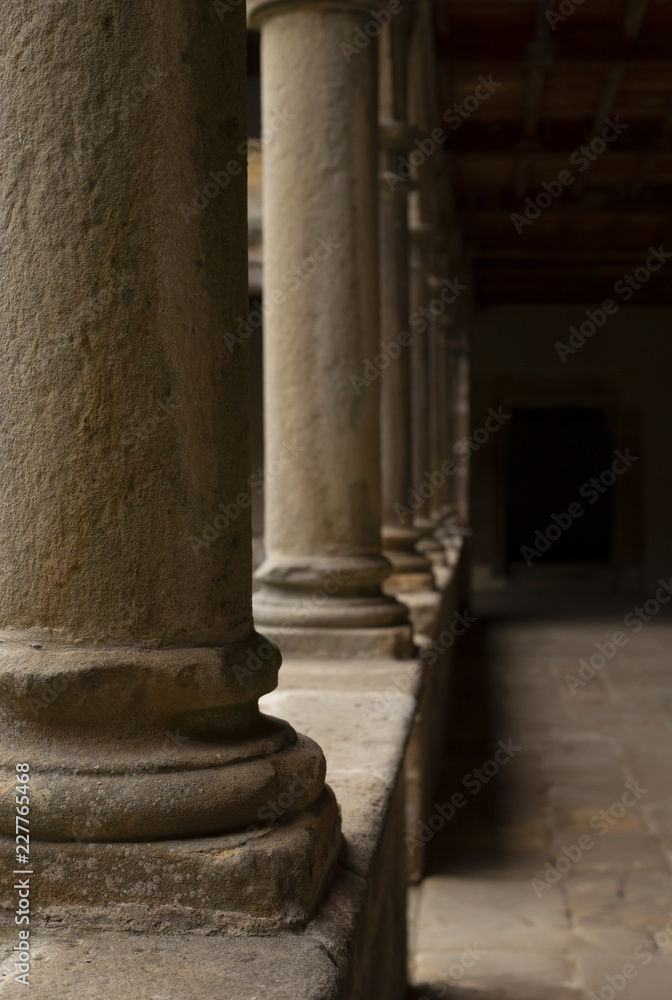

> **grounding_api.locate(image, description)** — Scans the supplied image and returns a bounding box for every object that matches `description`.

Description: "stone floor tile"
[414,949,580,1000]
[576,951,672,999]
[415,876,573,953]
[409,587,672,1000]
[547,830,668,872]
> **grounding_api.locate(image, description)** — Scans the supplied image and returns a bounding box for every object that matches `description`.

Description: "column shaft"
[250,1,411,651]
[379,129,434,591]
[0,0,333,859]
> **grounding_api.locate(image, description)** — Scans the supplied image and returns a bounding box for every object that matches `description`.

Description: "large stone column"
[249,0,412,658]
[0,0,338,926]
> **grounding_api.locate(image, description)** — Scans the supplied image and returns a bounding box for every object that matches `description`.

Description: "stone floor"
[408,564,672,1000]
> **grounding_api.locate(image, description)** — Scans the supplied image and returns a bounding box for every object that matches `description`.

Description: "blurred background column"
[249,0,412,658]
[379,22,434,594]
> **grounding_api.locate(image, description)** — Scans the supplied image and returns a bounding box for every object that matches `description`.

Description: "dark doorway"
[505,407,614,565]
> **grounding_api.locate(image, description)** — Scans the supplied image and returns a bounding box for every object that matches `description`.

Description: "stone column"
[408,214,433,503]
[408,200,444,563]
[452,326,472,528]
[426,269,454,524]
[379,127,434,594]
[248,0,412,659]
[0,0,338,925]
[378,22,433,594]
[427,264,467,557]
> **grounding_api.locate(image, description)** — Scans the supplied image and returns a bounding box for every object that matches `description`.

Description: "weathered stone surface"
[0,927,342,1000]
[0,788,341,933]
[248,0,410,642]
[0,641,419,999]
[0,0,250,647]
[378,117,434,594]
[0,637,331,840]
[258,624,414,660]
[0,0,338,918]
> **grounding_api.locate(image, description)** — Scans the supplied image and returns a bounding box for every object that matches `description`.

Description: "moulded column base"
[382,529,436,593]
[256,624,415,660]
[385,590,442,636]
[383,571,436,594]
[0,787,342,934]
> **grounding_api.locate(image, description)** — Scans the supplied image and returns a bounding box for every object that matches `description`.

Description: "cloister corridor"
[408,567,672,1000]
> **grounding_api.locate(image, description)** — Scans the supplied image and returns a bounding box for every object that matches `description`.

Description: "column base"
[255,623,415,659]
[382,526,435,592]
[391,591,442,637]
[383,568,436,593]
[0,636,330,842]
[0,787,342,933]
[253,554,412,639]
[414,517,446,557]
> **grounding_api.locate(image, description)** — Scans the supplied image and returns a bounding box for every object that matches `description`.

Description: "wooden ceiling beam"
[443,58,672,72]
[436,38,670,63]
[572,67,625,198]
[469,247,669,262]
[441,122,668,154]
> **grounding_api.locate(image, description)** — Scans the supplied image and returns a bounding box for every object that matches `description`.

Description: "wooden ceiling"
[433,0,672,304]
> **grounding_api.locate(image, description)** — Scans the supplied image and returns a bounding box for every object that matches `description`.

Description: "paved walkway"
[408,567,672,1000]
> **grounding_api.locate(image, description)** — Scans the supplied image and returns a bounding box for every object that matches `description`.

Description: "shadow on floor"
[424,613,508,874]
[407,984,506,999]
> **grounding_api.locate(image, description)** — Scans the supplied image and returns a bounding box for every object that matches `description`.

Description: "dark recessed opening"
[505,407,614,566]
